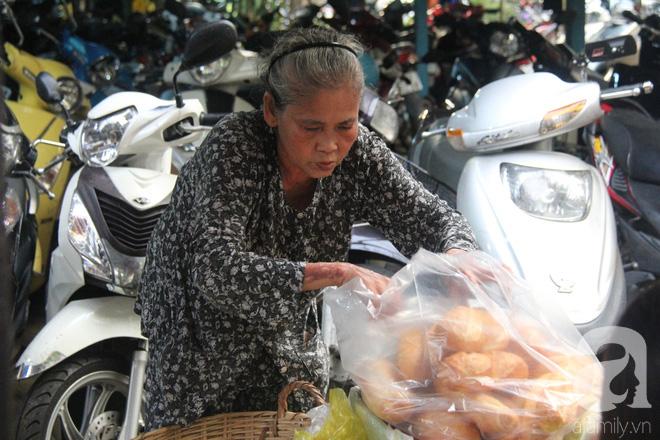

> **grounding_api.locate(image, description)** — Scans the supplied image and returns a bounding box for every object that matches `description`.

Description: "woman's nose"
[316,137,339,153]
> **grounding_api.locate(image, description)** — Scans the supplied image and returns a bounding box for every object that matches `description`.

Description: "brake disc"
[84,411,122,440]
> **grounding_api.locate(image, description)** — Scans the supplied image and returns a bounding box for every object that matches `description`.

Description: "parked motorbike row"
[1,1,659,440]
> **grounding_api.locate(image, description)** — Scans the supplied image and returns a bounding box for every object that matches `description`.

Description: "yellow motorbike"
[1,41,88,292]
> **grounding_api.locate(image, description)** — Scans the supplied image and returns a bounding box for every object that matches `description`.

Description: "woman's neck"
[278,155,316,210]
[277,142,314,190]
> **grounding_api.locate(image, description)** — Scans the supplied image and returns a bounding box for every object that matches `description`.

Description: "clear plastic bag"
[324,250,603,440]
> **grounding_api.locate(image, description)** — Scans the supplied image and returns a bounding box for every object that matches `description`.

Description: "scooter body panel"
[86,92,205,158]
[163,49,260,87]
[408,115,474,192]
[448,73,603,152]
[457,150,625,328]
[163,49,260,113]
[47,169,84,320]
[46,167,176,319]
[2,42,77,110]
[349,223,408,265]
[17,296,143,380]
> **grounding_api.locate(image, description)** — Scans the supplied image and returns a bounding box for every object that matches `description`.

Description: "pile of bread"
[358,306,602,440]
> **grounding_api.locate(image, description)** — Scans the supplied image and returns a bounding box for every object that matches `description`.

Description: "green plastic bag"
[294,388,367,440]
[348,387,413,440]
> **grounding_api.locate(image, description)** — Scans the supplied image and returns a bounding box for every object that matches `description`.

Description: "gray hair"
[260,27,365,110]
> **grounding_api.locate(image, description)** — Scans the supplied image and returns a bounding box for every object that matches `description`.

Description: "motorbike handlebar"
[200,113,228,126]
[30,138,66,150]
[600,81,654,100]
[622,10,643,24]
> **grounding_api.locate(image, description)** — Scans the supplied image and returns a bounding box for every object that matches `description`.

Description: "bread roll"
[497,429,550,440]
[512,317,564,357]
[444,352,492,377]
[442,351,528,379]
[397,328,432,382]
[432,306,509,352]
[360,359,415,425]
[467,393,519,438]
[517,373,577,434]
[487,351,529,379]
[434,352,491,395]
[413,410,481,440]
[532,354,602,386]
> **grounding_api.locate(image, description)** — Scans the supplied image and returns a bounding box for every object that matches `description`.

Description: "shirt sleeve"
[185,117,308,326]
[354,129,478,256]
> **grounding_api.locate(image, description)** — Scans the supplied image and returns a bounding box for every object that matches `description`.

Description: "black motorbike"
[605,10,660,118]
[585,102,660,289]
[1,99,39,338]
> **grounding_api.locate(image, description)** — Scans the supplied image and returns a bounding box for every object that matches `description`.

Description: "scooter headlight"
[190,56,231,86]
[360,89,400,144]
[89,55,120,87]
[489,30,521,59]
[370,100,400,145]
[501,163,593,222]
[68,192,113,281]
[2,187,22,234]
[46,77,83,114]
[1,128,21,175]
[81,107,136,167]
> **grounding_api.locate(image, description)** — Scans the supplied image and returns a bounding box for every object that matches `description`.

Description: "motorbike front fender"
[349,223,408,265]
[16,296,144,380]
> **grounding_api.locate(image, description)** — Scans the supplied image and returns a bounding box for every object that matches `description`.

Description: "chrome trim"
[16,351,67,379]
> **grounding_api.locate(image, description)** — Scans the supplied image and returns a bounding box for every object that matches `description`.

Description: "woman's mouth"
[317,161,336,171]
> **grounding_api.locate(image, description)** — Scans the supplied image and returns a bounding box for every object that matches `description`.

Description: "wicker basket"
[133,381,325,440]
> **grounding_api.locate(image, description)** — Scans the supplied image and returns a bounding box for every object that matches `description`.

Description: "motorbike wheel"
[16,356,130,440]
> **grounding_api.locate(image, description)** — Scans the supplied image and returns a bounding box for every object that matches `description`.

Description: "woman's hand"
[444,248,513,284]
[444,248,468,257]
[338,263,390,295]
[302,262,390,294]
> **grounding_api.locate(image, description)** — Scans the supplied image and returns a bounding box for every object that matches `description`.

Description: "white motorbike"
[163,24,262,114]
[14,21,237,440]
[410,70,653,349]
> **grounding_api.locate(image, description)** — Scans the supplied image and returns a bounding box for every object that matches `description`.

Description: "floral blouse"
[135,110,477,431]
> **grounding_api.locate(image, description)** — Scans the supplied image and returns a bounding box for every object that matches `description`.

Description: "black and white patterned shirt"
[135,110,477,431]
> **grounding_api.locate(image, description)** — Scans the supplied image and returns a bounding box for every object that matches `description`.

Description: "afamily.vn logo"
[582,326,652,411]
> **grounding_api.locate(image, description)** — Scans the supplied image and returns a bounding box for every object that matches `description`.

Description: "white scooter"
[412,70,653,349]
[163,28,262,114]
[14,21,238,440]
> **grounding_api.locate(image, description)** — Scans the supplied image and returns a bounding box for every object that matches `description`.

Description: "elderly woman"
[136,27,477,430]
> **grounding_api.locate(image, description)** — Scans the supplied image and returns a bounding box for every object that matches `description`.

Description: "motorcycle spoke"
[88,383,118,422]
[80,385,101,433]
[58,403,84,440]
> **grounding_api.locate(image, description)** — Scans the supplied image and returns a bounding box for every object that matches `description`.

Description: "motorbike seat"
[629,179,660,236]
[601,107,660,186]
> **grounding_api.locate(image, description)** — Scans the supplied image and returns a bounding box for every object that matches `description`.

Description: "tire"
[16,356,131,440]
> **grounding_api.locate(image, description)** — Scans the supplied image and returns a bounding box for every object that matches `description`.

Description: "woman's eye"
[338,125,353,131]
[304,126,321,132]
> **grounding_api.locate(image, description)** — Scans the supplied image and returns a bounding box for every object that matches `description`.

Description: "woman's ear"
[263,91,278,128]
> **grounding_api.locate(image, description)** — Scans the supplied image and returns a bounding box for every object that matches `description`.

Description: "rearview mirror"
[180,20,238,71]
[585,35,637,62]
[35,72,62,105]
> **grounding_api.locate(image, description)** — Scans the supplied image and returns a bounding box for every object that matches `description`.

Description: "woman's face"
[264,84,361,181]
